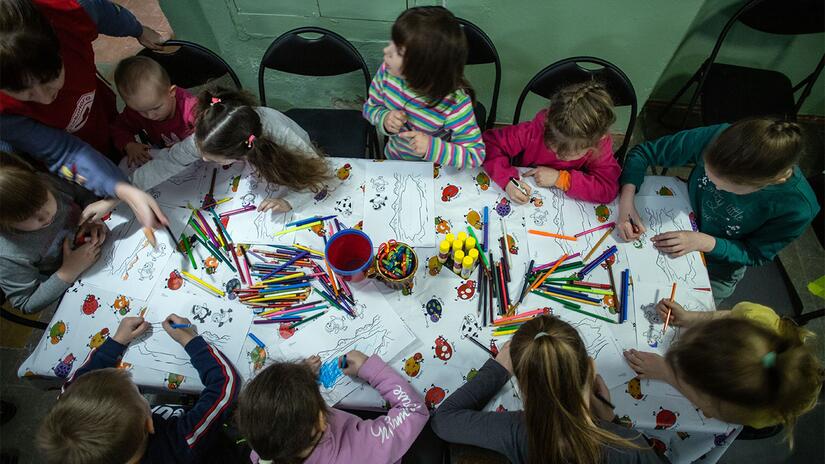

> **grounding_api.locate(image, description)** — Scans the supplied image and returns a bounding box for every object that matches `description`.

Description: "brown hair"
[667,317,823,446]
[510,315,640,464]
[0,0,62,91]
[113,55,171,97]
[0,151,50,231]
[544,81,616,159]
[37,368,148,464]
[237,361,328,463]
[195,88,330,192]
[703,118,802,186]
[391,6,470,106]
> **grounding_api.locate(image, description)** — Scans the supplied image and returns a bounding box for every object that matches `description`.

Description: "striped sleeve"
[428,94,485,169]
[363,64,391,136]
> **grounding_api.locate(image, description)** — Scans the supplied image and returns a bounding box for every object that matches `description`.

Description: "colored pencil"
[515,259,535,307]
[553,284,614,296]
[274,221,322,237]
[620,269,629,323]
[541,286,603,303]
[467,226,491,270]
[468,336,495,356]
[261,252,309,280]
[200,197,232,210]
[286,215,337,228]
[533,253,580,272]
[574,221,616,238]
[529,253,569,293]
[528,229,578,241]
[288,310,327,329]
[498,261,510,314]
[294,243,325,257]
[499,236,510,283]
[181,271,225,297]
[577,245,618,279]
[582,226,615,262]
[572,281,612,289]
[325,260,339,296]
[606,260,619,314]
[163,225,183,254]
[247,332,265,348]
[501,218,511,274]
[482,206,489,251]
[220,205,256,217]
[543,289,602,306]
[476,260,485,317]
[195,210,221,249]
[663,283,676,334]
[531,290,580,309]
[143,227,157,248]
[182,234,197,269]
[491,328,518,336]
[493,307,548,324]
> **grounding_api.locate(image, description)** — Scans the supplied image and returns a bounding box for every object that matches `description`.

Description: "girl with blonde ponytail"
[432,315,665,464]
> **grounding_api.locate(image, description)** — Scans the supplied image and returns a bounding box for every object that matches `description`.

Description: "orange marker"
[662,283,677,334]
[527,229,577,241]
[529,253,569,293]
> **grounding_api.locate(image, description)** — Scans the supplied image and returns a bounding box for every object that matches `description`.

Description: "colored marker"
[509,177,529,196]
[582,226,614,262]
[575,221,616,238]
[468,336,496,356]
[339,354,348,368]
[663,283,677,334]
[170,323,192,329]
[247,332,265,348]
[528,229,578,241]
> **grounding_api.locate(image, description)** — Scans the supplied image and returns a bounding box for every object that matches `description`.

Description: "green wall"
[157,0,726,130]
[650,0,824,116]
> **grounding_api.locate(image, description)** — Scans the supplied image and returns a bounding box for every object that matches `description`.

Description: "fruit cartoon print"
[225,278,241,300]
[49,321,67,344]
[427,256,442,276]
[456,280,476,300]
[166,270,183,290]
[112,295,130,316]
[423,384,447,409]
[657,186,674,196]
[494,197,511,217]
[626,377,645,400]
[505,234,518,254]
[441,184,460,202]
[654,407,678,430]
[336,163,352,181]
[81,294,100,316]
[248,346,267,372]
[594,204,611,223]
[53,353,76,378]
[465,209,482,230]
[402,352,424,378]
[422,297,444,325]
[87,327,110,349]
[475,171,490,191]
[434,216,451,234]
[166,373,185,390]
[203,256,219,275]
[191,304,211,323]
[433,335,453,362]
[463,368,479,382]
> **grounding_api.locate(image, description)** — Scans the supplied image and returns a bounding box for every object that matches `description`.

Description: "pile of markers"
[490,307,551,337]
[377,241,416,280]
[437,231,481,278]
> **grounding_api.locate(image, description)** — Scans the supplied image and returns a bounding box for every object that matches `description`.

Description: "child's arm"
[129,135,200,190]
[426,96,485,169]
[362,65,392,136]
[339,353,428,463]
[481,121,533,190]
[110,110,143,153]
[564,136,622,204]
[0,257,72,314]
[79,0,142,37]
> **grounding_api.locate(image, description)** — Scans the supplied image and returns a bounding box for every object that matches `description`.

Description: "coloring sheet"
[623,195,711,287]
[280,282,417,405]
[80,204,191,301]
[631,282,715,355]
[234,324,288,385]
[120,152,210,208]
[362,160,436,247]
[636,175,691,206]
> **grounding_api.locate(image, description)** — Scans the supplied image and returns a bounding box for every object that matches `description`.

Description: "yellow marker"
[273,221,322,237]
[260,272,305,285]
[464,236,477,253]
[456,231,468,242]
[294,243,325,257]
[181,271,226,297]
[438,240,451,264]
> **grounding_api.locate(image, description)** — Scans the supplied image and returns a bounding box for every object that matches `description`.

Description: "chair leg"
[793,309,825,326]
[0,307,47,330]
[657,66,703,130]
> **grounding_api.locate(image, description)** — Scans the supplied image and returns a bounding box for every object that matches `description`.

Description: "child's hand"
[397,131,430,158]
[137,26,166,50]
[112,316,150,345]
[57,238,102,283]
[115,183,169,230]
[656,298,700,328]
[162,314,198,347]
[125,142,153,167]
[505,181,532,204]
[494,341,513,374]
[651,231,715,257]
[383,110,408,134]
[81,198,120,224]
[623,349,674,383]
[339,349,368,377]
[76,221,108,247]
[523,167,559,188]
[589,373,615,421]
[617,185,645,241]
[305,355,321,376]
[258,198,292,213]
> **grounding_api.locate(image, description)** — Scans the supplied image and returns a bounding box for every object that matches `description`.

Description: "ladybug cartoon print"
[112,295,130,316]
[441,184,460,202]
[53,353,76,378]
[402,352,424,378]
[166,270,183,290]
[455,280,476,301]
[433,336,453,362]
[81,294,100,316]
[654,407,678,430]
[423,384,447,409]
[422,297,443,325]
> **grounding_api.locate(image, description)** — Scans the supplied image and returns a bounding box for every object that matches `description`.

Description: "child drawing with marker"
[618,119,819,303]
[0,153,106,313]
[363,6,485,168]
[482,81,620,204]
[238,350,429,464]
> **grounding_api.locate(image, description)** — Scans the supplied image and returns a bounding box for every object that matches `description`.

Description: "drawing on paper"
[642,206,699,284]
[325,315,348,334]
[570,319,611,359]
[318,358,345,389]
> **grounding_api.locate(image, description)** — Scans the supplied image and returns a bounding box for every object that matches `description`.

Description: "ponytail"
[194,87,330,192]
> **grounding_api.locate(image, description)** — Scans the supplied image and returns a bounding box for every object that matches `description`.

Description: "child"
[111,56,198,167]
[431,315,664,464]
[362,6,485,168]
[237,350,428,464]
[618,119,819,303]
[624,299,823,441]
[482,81,620,204]
[38,314,239,463]
[0,152,106,313]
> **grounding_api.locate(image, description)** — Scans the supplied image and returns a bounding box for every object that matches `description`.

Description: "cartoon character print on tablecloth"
[334,196,353,216]
[647,437,667,454]
[229,174,241,193]
[495,404,508,412]
[435,216,451,234]
[654,407,679,430]
[426,256,443,276]
[203,256,220,275]
[594,204,611,223]
[459,314,481,340]
[463,367,479,382]
[278,323,296,339]
[336,163,352,181]
[455,280,476,301]
[225,278,241,300]
[212,308,233,327]
[529,193,544,208]
[657,186,674,196]
[369,193,388,210]
[424,384,447,410]
[116,360,132,370]
[603,295,618,314]
[504,234,518,255]
[677,431,690,440]
[489,339,499,356]
[626,377,646,401]
[714,429,737,446]
[441,184,460,202]
[49,320,67,344]
[166,270,183,290]
[53,353,76,378]
[165,373,185,390]
[465,209,482,230]
[422,296,444,326]
[81,294,100,316]
[310,222,326,237]
[474,171,490,192]
[493,197,512,217]
[112,295,131,316]
[191,304,211,323]
[530,209,549,226]
[248,345,267,373]
[402,352,424,378]
[433,336,453,363]
[325,315,348,334]
[433,163,441,179]
[87,327,110,349]
[370,175,387,192]
[641,303,664,348]
[616,415,634,428]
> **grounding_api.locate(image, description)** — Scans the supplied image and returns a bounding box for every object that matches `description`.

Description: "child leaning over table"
[37,314,240,464]
[0,152,106,313]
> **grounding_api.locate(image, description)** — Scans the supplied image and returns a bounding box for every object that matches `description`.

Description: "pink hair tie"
[210,97,221,106]
[247,134,256,148]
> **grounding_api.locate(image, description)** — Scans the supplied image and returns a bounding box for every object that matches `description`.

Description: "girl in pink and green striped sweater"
[363,6,485,169]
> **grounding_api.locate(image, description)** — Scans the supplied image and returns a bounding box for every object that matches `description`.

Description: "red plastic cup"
[325,229,374,282]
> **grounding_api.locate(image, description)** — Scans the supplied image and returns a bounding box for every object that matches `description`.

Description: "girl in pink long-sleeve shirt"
[239,350,429,464]
[482,81,621,204]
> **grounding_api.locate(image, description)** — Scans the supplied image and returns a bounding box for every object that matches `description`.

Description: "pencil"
[529,253,569,293]
[575,221,616,238]
[559,304,618,324]
[482,206,489,252]
[164,225,182,253]
[468,336,495,356]
[273,221,322,237]
[663,283,676,334]
[606,260,619,314]
[181,271,226,297]
[325,260,339,297]
[182,234,197,269]
[527,229,578,241]
[143,227,157,248]
[289,310,327,329]
[582,226,614,262]
[531,290,580,309]
[515,259,535,307]
[500,218,511,273]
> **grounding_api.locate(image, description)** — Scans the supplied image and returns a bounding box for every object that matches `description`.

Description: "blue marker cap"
[339,354,348,368]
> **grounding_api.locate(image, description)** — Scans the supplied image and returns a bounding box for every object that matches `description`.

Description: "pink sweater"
[252,355,428,464]
[482,109,621,204]
[111,87,197,151]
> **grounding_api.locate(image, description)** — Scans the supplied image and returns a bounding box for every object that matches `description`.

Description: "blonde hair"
[114,55,171,98]
[545,81,615,158]
[0,151,50,231]
[38,368,149,464]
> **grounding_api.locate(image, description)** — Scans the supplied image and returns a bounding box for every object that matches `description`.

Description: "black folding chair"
[0,289,47,330]
[258,27,377,158]
[659,0,825,128]
[457,17,501,131]
[137,40,242,90]
[513,57,637,163]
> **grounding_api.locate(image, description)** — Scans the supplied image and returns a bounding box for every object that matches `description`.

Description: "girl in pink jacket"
[239,350,428,464]
[482,81,621,204]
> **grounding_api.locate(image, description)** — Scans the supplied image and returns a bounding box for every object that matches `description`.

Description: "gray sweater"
[431,359,669,464]
[0,175,96,313]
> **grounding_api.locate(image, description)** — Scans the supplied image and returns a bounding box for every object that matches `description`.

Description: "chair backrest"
[137,40,242,90]
[738,0,825,35]
[457,17,501,129]
[258,27,370,107]
[512,57,638,162]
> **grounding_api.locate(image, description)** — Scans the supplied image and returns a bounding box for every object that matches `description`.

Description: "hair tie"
[247,134,256,148]
[534,332,549,340]
[210,97,221,106]
[762,351,777,369]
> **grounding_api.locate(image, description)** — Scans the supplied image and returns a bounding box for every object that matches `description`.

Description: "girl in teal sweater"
[618,119,819,303]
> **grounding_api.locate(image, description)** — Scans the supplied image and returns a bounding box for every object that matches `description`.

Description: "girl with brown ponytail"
[431,315,665,464]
